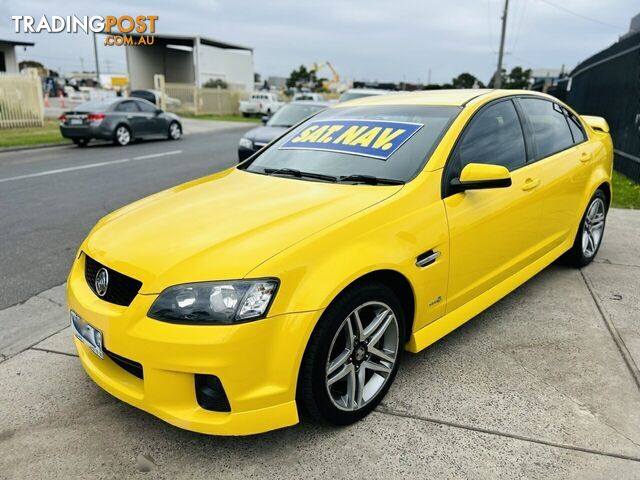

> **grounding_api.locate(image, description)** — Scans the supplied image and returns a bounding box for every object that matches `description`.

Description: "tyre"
[73,138,89,147]
[298,282,405,426]
[113,125,132,146]
[562,189,608,267]
[168,121,182,140]
[242,112,250,118]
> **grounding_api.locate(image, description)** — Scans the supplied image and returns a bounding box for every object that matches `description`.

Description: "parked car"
[59,98,182,147]
[239,92,284,117]
[292,92,325,102]
[130,89,182,109]
[338,88,392,102]
[68,90,612,435]
[238,100,328,161]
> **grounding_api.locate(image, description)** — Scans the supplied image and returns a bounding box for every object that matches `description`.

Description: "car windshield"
[242,105,460,183]
[339,91,383,102]
[267,103,326,127]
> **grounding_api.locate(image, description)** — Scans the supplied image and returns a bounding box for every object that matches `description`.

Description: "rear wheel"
[168,121,182,140]
[298,282,405,426]
[113,125,131,146]
[563,189,607,267]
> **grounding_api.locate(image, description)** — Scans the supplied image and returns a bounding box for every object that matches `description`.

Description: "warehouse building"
[0,39,34,73]
[125,33,254,91]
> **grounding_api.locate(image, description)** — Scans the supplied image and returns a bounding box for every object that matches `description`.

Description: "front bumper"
[68,253,320,435]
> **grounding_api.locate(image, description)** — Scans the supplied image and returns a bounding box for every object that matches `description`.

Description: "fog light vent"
[195,374,231,412]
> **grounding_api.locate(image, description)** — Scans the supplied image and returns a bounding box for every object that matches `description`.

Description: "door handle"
[127,115,134,119]
[580,151,592,163]
[521,178,540,191]
[416,250,440,268]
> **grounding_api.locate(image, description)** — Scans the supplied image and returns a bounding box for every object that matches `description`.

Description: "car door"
[134,99,165,136]
[516,97,591,253]
[115,100,145,136]
[443,99,547,313]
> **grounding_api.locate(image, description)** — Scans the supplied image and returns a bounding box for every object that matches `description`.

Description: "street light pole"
[494,0,509,88]
[93,31,101,88]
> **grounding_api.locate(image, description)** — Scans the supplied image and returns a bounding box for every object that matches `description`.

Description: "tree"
[19,60,44,71]
[286,65,324,92]
[504,66,531,89]
[452,72,484,89]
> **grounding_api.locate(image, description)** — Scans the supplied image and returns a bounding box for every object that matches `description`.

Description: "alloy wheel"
[582,197,605,258]
[325,301,399,411]
[169,122,181,140]
[116,126,131,145]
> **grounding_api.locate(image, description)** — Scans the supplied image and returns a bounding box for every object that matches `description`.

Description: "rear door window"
[116,101,140,113]
[519,98,574,160]
[566,112,587,144]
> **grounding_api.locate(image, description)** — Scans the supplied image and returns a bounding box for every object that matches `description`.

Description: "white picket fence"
[0,72,44,128]
[164,81,249,115]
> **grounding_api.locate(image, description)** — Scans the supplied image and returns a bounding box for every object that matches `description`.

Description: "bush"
[203,79,228,89]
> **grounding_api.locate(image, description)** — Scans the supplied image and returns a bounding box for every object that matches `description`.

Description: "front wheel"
[168,121,182,140]
[563,189,607,267]
[298,282,405,426]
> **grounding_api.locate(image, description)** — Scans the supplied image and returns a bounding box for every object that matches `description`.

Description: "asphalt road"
[0,126,252,310]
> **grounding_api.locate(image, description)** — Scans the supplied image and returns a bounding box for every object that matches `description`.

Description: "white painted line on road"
[132,150,182,161]
[0,150,182,184]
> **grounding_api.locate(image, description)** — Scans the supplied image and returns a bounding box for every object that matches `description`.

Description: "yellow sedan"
[68,89,613,435]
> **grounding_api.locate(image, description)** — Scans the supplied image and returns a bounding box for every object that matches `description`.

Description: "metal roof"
[117,32,252,51]
[0,38,35,47]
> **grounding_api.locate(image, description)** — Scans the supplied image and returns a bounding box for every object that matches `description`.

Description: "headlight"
[148,279,278,324]
[238,137,253,149]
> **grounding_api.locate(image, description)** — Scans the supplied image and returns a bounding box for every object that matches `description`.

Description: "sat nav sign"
[279,119,423,160]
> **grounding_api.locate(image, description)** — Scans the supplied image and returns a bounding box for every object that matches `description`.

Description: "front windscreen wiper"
[338,174,405,185]
[263,167,337,182]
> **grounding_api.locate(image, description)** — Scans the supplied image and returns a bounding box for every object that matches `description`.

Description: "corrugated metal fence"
[566,32,640,182]
[0,72,44,128]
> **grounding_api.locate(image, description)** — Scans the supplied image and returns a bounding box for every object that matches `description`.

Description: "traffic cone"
[59,90,65,109]
[44,93,49,108]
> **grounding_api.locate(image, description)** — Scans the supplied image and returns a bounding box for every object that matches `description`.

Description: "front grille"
[84,254,142,307]
[104,348,144,380]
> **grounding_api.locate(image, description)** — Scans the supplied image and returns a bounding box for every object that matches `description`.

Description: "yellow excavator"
[310,62,340,91]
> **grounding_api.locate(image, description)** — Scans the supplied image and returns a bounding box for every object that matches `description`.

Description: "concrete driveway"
[1,209,639,479]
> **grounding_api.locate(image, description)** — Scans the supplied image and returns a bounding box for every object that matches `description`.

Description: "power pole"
[494,0,509,88]
[93,31,101,88]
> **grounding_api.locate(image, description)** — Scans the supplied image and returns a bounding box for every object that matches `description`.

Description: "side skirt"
[406,239,571,353]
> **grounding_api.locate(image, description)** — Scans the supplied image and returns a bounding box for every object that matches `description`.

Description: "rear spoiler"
[582,115,610,134]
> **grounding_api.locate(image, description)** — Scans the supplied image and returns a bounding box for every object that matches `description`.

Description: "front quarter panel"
[247,173,450,335]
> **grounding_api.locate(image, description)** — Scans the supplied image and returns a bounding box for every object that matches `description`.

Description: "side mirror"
[450,163,512,193]
[155,108,163,115]
[261,115,269,125]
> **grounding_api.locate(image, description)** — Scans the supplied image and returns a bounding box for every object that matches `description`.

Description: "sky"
[0,0,637,85]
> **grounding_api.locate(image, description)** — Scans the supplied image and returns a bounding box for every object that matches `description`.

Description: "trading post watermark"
[11,15,159,46]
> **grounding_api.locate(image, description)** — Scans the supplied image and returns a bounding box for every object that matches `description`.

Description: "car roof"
[333,89,554,108]
[288,100,330,107]
[343,88,392,94]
